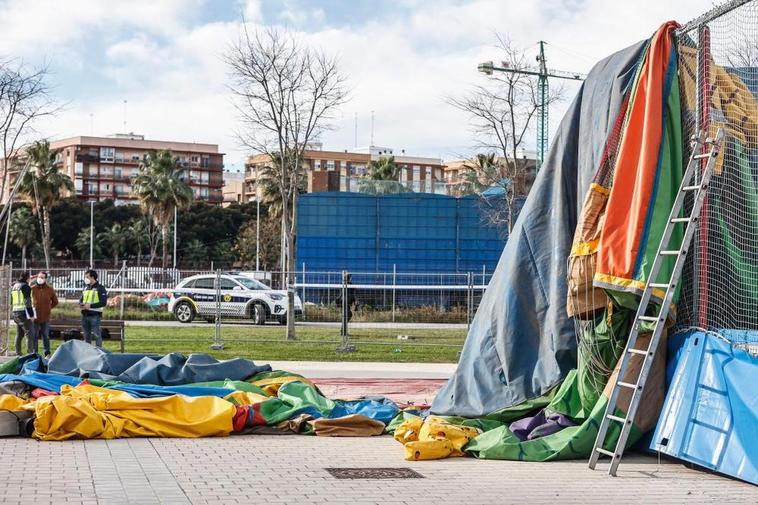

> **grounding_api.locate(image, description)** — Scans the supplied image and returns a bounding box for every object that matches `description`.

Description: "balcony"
[76,154,99,163]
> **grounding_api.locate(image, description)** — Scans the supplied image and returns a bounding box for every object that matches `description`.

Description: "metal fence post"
[337,269,355,353]
[210,269,224,350]
[119,260,126,320]
[392,264,396,323]
[301,262,306,321]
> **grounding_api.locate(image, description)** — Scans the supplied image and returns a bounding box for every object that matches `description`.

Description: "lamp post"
[256,186,260,271]
[89,200,95,268]
[173,206,177,269]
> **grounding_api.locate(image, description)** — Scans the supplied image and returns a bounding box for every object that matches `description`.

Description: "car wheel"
[251,303,267,325]
[276,315,287,325]
[173,301,195,323]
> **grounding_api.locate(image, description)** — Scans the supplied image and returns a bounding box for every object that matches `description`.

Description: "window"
[401,167,408,181]
[314,160,321,170]
[75,162,83,175]
[99,147,114,163]
[201,156,209,168]
[194,278,215,289]
[326,160,335,171]
[219,278,238,290]
[425,166,432,179]
[234,277,268,290]
[413,166,420,181]
[191,155,199,163]
[104,184,111,191]
[75,179,83,191]
[181,279,196,289]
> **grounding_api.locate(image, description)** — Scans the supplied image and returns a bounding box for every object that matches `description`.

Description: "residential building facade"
[443,155,538,197]
[2,133,224,205]
[222,170,245,206]
[243,145,446,201]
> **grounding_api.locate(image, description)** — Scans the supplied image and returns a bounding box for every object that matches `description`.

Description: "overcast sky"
[1,0,718,170]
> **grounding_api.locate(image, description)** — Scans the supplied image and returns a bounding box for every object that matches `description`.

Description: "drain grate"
[325,467,424,479]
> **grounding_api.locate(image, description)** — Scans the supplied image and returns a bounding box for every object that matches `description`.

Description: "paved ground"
[265,360,456,378]
[1,436,754,505]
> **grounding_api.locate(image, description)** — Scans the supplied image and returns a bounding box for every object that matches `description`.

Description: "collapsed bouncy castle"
[1,0,756,488]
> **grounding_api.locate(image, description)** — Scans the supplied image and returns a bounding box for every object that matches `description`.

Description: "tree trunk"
[21,245,26,268]
[285,191,298,341]
[41,207,51,271]
[114,252,119,268]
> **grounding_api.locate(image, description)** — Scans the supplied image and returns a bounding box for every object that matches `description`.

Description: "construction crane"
[478,41,586,170]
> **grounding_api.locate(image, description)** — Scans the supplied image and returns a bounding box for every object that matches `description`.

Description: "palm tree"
[358,156,410,195]
[18,140,74,270]
[365,156,399,180]
[254,153,305,219]
[459,153,501,195]
[132,150,193,268]
[9,206,37,267]
[74,228,102,261]
[98,223,128,267]
[127,218,148,266]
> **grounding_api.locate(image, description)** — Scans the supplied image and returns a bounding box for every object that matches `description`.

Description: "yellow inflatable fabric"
[224,390,269,406]
[249,375,314,396]
[0,394,32,411]
[397,416,481,461]
[32,384,236,441]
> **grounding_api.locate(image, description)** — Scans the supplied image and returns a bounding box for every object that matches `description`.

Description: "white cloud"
[2,0,721,168]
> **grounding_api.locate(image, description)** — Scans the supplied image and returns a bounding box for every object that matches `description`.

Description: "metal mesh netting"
[674,1,758,352]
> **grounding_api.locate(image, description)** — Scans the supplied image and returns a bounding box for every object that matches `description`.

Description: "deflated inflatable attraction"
[1,1,756,487]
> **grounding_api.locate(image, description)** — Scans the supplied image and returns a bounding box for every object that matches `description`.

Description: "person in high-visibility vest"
[79,269,108,348]
[10,271,35,355]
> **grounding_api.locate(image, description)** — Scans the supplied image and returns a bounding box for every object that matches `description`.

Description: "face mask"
[84,278,92,285]
[36,278,45,285]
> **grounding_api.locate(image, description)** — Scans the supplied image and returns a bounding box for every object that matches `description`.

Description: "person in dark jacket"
[10,271,35,355]
[79,269,107,348]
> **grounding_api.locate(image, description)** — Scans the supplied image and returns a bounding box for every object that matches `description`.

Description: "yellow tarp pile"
[26,384,235,441]
[394,415,481,460]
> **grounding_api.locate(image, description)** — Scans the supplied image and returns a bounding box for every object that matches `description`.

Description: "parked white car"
[168,273,303,324]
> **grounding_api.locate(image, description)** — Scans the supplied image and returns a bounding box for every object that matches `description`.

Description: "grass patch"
[10,325,466,363]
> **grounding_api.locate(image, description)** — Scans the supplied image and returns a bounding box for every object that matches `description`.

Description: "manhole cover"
[325,467,424,479]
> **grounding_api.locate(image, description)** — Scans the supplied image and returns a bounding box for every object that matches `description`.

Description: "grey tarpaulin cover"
[47,340,272,385]
[432,41,647,417]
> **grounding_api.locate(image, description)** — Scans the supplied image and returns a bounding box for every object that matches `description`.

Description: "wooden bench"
[49,318,126,353]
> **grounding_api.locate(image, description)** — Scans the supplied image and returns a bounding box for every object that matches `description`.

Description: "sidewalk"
[1,436,754,504]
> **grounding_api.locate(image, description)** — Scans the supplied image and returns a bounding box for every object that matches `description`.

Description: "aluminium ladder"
[588,127,725,476]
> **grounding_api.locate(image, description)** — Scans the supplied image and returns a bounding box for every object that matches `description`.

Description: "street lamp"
[255,185,261,271]
[89,200,95,268]
[173,206,177,269]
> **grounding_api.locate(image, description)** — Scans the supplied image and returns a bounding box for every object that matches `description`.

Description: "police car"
[168,273,303,324]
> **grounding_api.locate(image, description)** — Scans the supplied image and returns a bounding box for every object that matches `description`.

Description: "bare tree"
[226,26,348,340]
[448,36,560,231]
[0,60,58,201]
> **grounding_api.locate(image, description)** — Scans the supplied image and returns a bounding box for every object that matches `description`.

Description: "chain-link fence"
[674,0,758,354]
[0,263,11,355]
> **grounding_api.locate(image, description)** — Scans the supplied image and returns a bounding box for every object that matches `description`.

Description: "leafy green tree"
[18,140,74,269]
[132,150,193,268]
[233,215,281,270]
[74,228,102,261]
[98,223,128,267]
[9,206,38,266]
[182,239,207,268]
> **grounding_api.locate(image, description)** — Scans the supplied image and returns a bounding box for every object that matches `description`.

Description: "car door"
[218,276,246,317]
[191,276,217,316]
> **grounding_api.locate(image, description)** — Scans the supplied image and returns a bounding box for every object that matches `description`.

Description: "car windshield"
[233,276,269,290]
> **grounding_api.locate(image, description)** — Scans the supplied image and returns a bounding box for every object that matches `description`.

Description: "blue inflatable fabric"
[47,340,271,385]
[650,330,758,485]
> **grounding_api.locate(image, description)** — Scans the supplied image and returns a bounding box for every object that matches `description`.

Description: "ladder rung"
[638,315,660,322]
[693,153,713,159]
[660,250,680,256]
[595,448,617,458]
[607,414,629,424]
[617,381,639,390]
[627,348,648,356]
[649,283,669,289]
[670,217,691,223]
[683,185,701,191]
